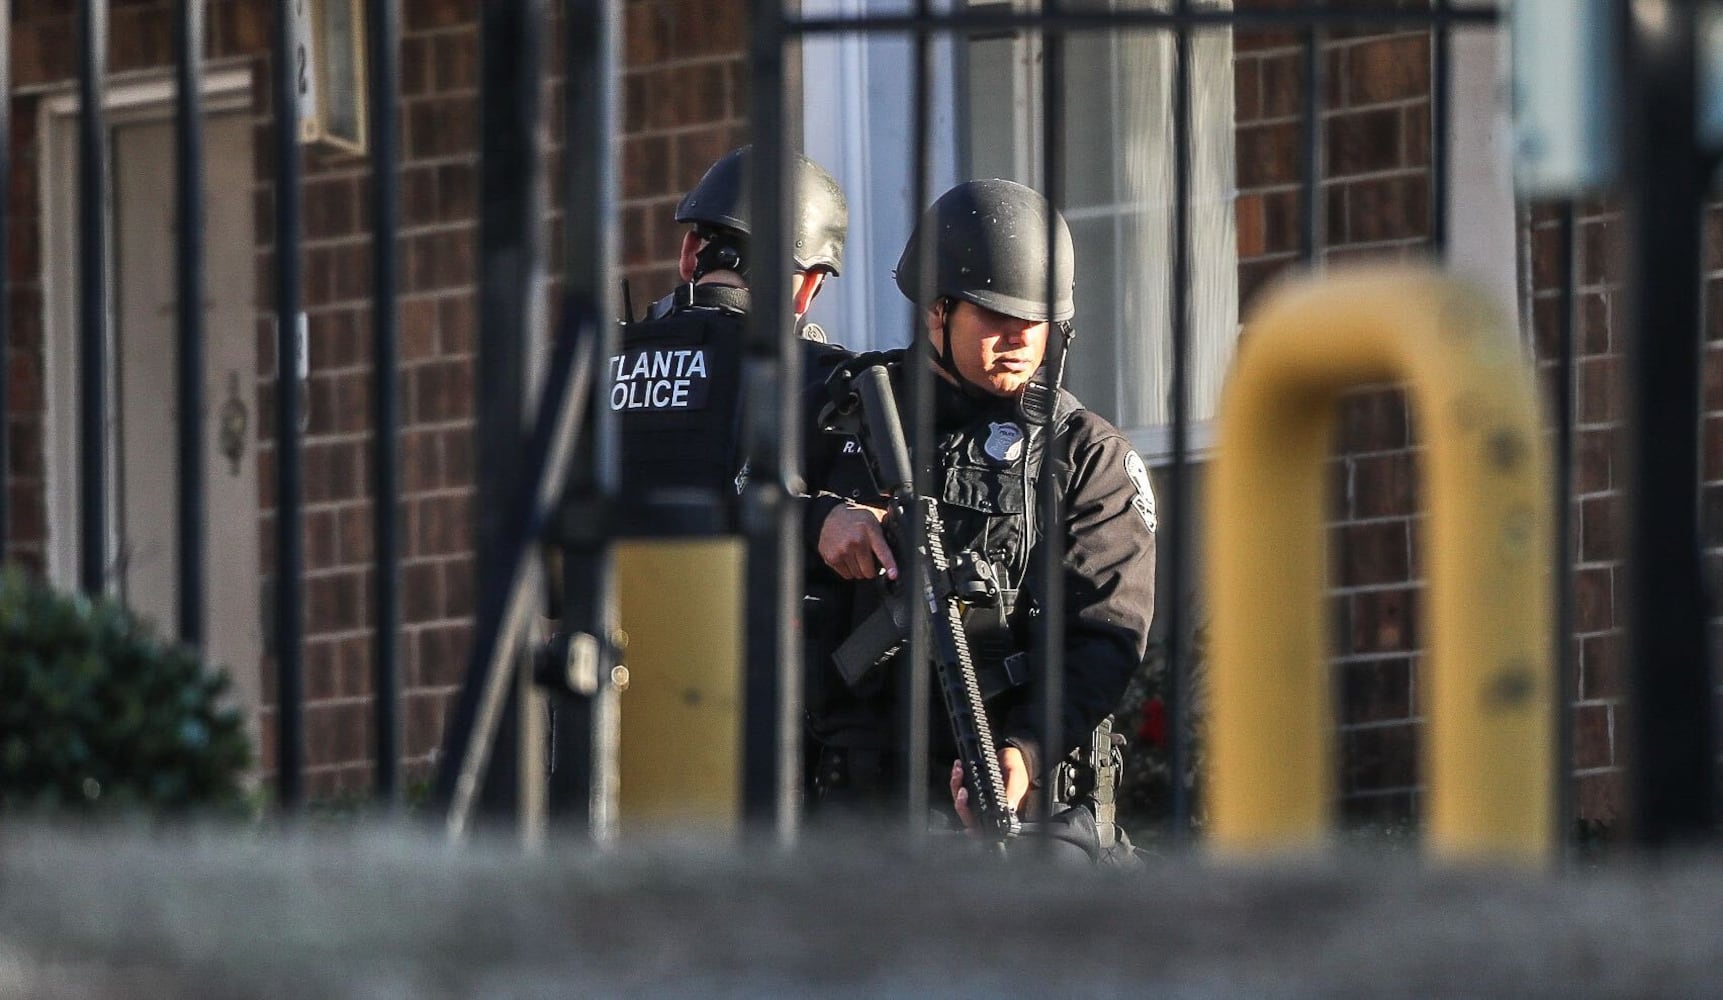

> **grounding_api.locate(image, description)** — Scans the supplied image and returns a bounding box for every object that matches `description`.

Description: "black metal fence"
[6,0,1715,850]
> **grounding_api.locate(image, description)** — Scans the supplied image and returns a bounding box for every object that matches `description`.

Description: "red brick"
[1234,59,1263,123]
[1351,450,1418,519]
[1259,52,1303,119]
[438,295,476,356]
[1345,34,1429,106]
[1580,631,1622,700]
[432,30,479,94]
[1572,703,1613,769]
[1326,108,1402,175]
[1337,519,1411,587]
[1580,216,1621,287]
[305,508,339,571]
[673,128,737,194]
[1578,495,1622,563]
[1339,722,1418,793]
[442,557,474,620]
[1343,174,1429,244]
[1348,587,1417,655]
[1338,657,1412,725]
[1403,103,1430,169]
[1576,427,1614,493]
[405,0,472,32]
[1235,194,1267,258]
[436,164,477,223]
[403,560,441,622]
[626,1,675,67]
[1574,567,1615,631]
[1261,188,1302,256]
[338,503,375,565]
[1577,357,1619,424]
[1236,120,1300,188]
[1575,771,1624,822]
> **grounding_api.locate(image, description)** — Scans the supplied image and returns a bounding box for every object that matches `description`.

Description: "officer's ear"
[677,231,704,282]
[927,298,949,349]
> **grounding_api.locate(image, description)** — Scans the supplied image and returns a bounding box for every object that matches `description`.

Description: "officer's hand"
[818,503,898,581]
[950,747,1029,833]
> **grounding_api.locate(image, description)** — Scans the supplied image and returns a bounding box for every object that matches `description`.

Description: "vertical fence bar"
[78,0,110,595]
[1621,0,1714,847]
[902,0,934,836]
[0,0,10,565]
[743,0,799,841]
[551,0,621,834]
[1554,202,1577,856]
[271,0,305,809]
[368,0,402,804]
[1034,2,1067,832]
[439,0,545,823]
[175,0,207,648]
[1430,0,1451,256]
[1166,0,1194,838]
[1299,7,1323,263]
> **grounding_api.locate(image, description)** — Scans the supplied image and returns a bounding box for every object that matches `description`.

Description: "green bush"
[0,568,252,815]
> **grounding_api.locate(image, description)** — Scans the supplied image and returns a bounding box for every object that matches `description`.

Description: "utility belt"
[832,566,1034,701]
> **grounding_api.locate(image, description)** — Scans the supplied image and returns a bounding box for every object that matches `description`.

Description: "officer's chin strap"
[931,298,1005,405]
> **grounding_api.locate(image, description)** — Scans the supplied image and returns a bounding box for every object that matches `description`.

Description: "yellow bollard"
[614,537,745,833]
[1206,267,1553,862]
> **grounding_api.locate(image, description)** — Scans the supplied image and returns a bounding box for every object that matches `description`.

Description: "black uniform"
[802,347,1158,801]
[614,282,845,534]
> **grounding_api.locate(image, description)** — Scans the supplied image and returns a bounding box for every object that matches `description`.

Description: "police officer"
[615,146,848,530]
[803,179,1158,839]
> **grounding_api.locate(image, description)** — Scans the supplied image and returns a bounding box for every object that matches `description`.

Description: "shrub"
[0,568,252,815]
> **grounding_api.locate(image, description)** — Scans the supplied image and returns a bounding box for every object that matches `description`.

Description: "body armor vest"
[933,384,1084,675]
[614,285,749,534]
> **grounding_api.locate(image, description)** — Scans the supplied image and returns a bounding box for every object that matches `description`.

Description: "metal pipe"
[1554,202,1577,859]
[742,0,800,841]
[1034,0,1067,833]
[1620,0,1714,848]
[271,0,305,809]
[0,0,11,564]
[1300,8,1324,263]
[367,0,402,804]
[78,0,110,595]
[436,0,546,823]
[1167,0,1194,839]
[1430,0,1451,256]
[901,0,933,838]
[787,6,1500,36]
[174,0,207,648]
[549,0,622,836]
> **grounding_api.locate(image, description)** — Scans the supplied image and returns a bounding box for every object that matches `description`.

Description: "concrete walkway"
[0,825,1712,998]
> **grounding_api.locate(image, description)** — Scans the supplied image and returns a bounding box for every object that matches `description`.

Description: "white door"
[43,94,262,726]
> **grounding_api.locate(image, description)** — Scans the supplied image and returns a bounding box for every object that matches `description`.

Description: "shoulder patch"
[1124,450,1157,533]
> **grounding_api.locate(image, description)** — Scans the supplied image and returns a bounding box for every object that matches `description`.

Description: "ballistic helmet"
[674,146,848,275]
[894,178,1075,322]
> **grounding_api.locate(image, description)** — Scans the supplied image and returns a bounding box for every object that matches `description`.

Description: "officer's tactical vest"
[613,285,749,534]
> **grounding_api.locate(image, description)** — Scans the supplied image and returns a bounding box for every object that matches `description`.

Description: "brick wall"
[619,0,751,302]
[1527,204,1627,822]
[1234,12,1621,824]
[6,2,1627,819]
[5,1,749,801]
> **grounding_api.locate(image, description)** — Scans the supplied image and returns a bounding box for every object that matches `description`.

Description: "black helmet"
[894,178,1075,322]
[674,146,848,275]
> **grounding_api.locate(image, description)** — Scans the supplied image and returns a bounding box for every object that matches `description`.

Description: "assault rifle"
[819,361,1021,844]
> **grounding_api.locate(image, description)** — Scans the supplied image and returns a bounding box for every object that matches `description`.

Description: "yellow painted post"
[1206,267,1553,862]
[614,537,745,833]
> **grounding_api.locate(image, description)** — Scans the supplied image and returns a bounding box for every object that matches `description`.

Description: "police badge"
[984,422,1025,463]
